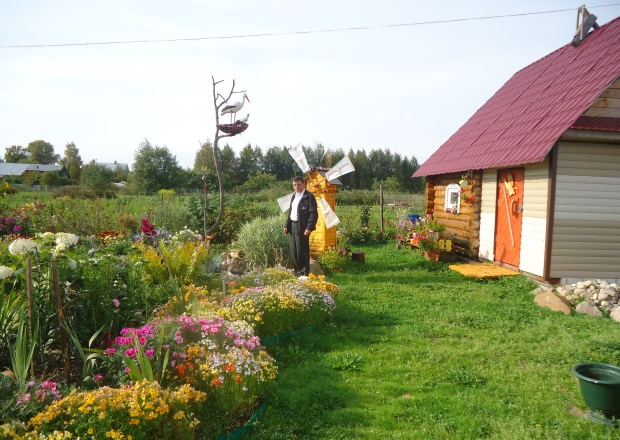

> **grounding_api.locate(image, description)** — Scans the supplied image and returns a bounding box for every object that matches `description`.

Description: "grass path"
[252,243,619,439]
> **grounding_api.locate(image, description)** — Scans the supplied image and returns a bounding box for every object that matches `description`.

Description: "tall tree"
[80,160,115,192]
[132,139,183,194]
[237,143,263,185]
[4,145,29,163]
[59,142,83,184]
[27,140,59,164]
[219,144,238,190]
[302,143,326,169]
[349,149,372,189]
[193,139,216,172]
[263,146,296,180]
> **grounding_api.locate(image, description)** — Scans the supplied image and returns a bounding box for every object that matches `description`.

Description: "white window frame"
[445,183,461,214]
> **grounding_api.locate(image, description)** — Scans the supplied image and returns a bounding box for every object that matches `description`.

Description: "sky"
[1,1,619,170]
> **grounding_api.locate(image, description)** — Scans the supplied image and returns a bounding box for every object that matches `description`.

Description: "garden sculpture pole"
[52,259,71,383]
[207,77,249,236]
[198,142,209,241]
[25,257,35,376]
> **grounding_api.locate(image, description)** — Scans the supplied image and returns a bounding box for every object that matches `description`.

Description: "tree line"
[3,139,425,194]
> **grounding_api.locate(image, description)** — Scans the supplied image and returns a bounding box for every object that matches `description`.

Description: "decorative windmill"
[277,144,355,256]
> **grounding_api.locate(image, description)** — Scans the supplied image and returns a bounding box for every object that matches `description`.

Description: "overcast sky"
[1,1,618,170]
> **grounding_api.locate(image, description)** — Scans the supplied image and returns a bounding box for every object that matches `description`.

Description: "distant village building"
[97,161,130,172]
[0,163,64,177]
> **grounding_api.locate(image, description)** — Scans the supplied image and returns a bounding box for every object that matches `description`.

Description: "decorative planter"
[423,251,440,262]
[572,362,620,424]
[260,325,317,347]
[216,401,267,439]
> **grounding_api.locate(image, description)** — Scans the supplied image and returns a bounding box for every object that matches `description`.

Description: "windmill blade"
[318,198,340,229]
[288,143,310,173]
[325,155,355,181]
[277,192,295,213]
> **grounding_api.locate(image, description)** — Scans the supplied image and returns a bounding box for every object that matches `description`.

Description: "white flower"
[8,239,39,255]
[0,266,14,280]
[38,232,56,243]
[55,233,79,247]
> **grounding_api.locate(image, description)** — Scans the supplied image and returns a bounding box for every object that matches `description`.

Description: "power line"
[2,3,619,49]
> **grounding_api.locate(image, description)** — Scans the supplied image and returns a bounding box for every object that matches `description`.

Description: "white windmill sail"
[324,156,355,181]
[288,143,310,173]
[318,198,340,229]
[277,192,295,213]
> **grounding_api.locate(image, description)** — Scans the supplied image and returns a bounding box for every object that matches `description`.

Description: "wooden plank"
[583,107,620,118]
[600,88,620,99]
[589,97,620,108]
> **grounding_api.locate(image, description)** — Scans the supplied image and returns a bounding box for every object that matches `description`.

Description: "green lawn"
[252,243,620,439]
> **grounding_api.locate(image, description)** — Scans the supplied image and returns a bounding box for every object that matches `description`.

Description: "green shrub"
[236,215,290,269]
[185,194,272,244]
[318,247,348,272]
[335,189,378,206]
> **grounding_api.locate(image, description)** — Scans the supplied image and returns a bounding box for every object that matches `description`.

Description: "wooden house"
[413,16,620,284]
[305,167,342,256]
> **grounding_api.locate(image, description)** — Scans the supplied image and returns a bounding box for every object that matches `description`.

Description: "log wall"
[425,171,483,258]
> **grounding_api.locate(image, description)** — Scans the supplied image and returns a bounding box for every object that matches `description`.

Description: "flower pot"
[423,251,440,262]
[572,362,620,424]
[408,214,421,224]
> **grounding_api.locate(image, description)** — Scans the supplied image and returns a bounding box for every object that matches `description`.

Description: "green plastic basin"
[572,362,620,420]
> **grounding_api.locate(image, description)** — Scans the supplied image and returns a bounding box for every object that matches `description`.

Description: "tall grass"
[235,215,291,269]
[253,243,620,439]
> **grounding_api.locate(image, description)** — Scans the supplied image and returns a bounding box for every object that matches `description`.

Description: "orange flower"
[223,363,235,373]
[236,375,242,384]
[210,377,223,387]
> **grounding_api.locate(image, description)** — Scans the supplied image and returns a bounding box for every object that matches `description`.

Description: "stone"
[574,288,586,295]
[598,292,611,302]
[530,287,545,296]
[534,292,571,315]
[611,307,620,323]
[575,301,603,317]
[583,280,593,287]
[600,300,610,307]
[309,260,324,276]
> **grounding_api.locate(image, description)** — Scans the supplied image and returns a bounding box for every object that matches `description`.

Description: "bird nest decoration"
[217,121,248,135]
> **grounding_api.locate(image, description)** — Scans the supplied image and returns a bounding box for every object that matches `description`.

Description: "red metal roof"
[570,116,620,132]
[414,17,620,177]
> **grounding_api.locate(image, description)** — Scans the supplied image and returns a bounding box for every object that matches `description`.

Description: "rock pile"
[533,280,620,323]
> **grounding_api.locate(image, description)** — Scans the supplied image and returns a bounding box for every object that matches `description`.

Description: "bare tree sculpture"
[203,77,247,237]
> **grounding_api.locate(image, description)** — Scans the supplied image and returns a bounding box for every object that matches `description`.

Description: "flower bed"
[0,229,341,438]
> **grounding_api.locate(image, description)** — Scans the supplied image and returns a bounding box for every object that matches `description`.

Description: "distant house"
[413,16,620,284]
[97,161,130,173]
[0,163,64,177]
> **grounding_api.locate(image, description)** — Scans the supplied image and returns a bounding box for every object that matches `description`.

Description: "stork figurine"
[220,93,250,123]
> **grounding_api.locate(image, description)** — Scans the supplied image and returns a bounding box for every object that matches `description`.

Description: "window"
[445,183,461,213]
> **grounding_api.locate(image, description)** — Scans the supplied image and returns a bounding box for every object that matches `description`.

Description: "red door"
[494,169,523,267]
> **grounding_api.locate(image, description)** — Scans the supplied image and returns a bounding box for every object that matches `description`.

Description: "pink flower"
[112,299,120,308]
[105,348,116,356]
[17,393,31,405]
